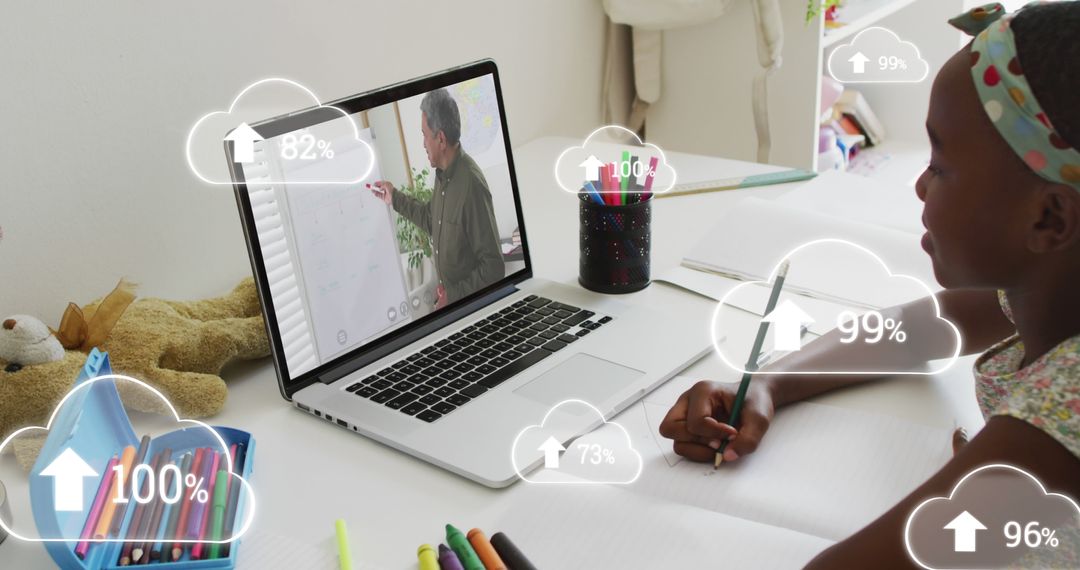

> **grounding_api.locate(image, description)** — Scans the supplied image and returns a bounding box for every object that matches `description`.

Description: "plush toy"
[0,278,270,467]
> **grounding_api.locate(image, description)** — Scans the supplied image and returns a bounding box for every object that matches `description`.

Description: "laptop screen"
[232,63,529,383]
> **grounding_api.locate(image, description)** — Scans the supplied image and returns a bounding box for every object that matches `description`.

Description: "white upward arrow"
[579,155,605,181]
[762,299,815,352]
[944,511,987,552]
[224,122,265,164]
[849,52,871,74]
[538,436,566,469]
[39,448,99,512]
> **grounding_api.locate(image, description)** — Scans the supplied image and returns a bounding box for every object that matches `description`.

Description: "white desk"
[0,137,984,569]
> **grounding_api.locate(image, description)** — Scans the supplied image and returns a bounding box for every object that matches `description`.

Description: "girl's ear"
[1029,185,1080,253]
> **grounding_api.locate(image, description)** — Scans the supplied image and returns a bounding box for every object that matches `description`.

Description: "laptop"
[227,60,706,487]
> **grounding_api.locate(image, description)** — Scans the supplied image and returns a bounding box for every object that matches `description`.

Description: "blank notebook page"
[633,377,953,541]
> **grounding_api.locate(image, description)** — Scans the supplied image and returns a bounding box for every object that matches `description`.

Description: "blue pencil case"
[29,349,255,570]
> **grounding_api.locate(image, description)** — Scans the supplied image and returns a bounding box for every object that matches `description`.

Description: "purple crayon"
[439,543,466,570]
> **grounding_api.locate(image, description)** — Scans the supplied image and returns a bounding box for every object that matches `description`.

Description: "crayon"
[417,544,440,570]
[74,455,118,559]
[110,435,151,537]
[173,447,206,561]
[335,519,353,570]
[132,449,172,564]
[467,528,507,570]
[95,445,136,539]
[439,543,466,570]
[446,524,485,570]
[190,451,221,560]
[490,532,538,570]
[153,453,191,561]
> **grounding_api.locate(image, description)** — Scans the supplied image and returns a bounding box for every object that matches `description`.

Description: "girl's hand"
[658,380,776,464]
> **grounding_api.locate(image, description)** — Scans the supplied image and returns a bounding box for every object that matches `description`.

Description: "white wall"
[0,0,605,321]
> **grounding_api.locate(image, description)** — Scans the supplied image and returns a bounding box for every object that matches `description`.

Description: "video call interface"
[246,74,524,377]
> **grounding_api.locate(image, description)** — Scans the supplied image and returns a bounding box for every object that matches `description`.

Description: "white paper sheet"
[626,376,953,541]
[682,197,937,308]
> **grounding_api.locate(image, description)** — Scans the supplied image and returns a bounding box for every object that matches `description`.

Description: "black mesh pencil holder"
[578,194,652,294]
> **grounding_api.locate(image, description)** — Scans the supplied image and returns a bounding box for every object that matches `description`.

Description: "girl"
[660,2,1080,567]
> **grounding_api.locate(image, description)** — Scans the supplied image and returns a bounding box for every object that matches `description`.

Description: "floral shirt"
[973,291,1080,458]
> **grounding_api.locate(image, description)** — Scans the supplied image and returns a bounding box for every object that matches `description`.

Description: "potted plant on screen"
[395,167,434,291]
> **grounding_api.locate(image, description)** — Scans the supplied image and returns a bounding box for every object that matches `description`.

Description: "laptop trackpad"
[514,353,644,408]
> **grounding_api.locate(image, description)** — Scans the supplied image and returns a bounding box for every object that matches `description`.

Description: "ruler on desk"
[656,168,817,199]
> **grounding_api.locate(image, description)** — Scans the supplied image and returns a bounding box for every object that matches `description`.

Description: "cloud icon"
[185,78,375,185]
[512,399,643,485]
[553,125,677,195]
[0,373,255,547]
[711,239,960,375]
[827,26,930,83]
[905,464,1080,569]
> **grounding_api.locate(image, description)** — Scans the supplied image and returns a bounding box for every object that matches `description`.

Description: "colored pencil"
[74,455,118,559]
[118,449,164,565]
[95,445,136,539]
[110,435,150,537]
[220,442,247,558]
[172,447,206,561]
[189,451,220,560]
[715,260,790,468]
[132,449,172,564]
[208,444,237,559]
[156,453,191,562]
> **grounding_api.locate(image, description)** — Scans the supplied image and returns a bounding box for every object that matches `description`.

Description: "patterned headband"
[949,3,1080,189]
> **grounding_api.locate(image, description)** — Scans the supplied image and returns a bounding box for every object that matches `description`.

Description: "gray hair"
[420,88,461,145]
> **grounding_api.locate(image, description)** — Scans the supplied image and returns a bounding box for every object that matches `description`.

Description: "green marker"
[620,150,630,203]
[207,467,229,558]
[336,519,353,570]
[445,524,484,570]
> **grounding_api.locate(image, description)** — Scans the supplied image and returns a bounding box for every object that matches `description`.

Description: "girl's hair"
[1012,1,1080,149]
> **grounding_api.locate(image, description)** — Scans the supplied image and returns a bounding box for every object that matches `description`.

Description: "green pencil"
[620,150,630,204]
[716,260,791,469]
[207,466,229,558]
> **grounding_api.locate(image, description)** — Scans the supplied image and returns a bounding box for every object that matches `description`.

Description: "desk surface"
[0,137,984,568]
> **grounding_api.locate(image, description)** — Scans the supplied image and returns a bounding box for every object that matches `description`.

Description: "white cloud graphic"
[512,399,643,485]
[553,125,677,195]
[185,78,375,185]
[711,239,961,375]
[905,464,1080,569]
[827,26,930,84]
[0,373,256,544]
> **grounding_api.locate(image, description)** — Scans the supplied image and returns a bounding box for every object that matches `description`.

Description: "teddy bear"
[0,278,270,466]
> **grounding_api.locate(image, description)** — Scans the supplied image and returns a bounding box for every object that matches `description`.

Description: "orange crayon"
[467,528,507,570]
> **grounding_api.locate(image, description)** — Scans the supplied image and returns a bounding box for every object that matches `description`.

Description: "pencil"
[119,449,165,565]
[74,455,118,559]
[155,453,191,561]
[95,445,136,539]
[189,451,220,560]
[132,449,172,564]
[715,260,791,469]
[220,442,247,558]
[208,444,237,559]
[172,447,206,561]
[110,435,150,537]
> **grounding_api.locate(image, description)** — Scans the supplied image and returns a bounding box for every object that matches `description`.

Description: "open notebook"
[490,376,953,568]
[660,171,938,310]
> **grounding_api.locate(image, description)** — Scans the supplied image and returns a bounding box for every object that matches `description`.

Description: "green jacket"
[392,149,505,303]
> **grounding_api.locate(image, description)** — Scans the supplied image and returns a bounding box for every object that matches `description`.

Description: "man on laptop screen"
[369,88,504,309]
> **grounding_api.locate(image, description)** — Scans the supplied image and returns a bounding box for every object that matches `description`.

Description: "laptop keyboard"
[341,295,612,423]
